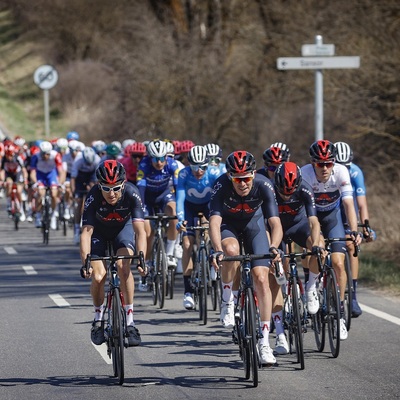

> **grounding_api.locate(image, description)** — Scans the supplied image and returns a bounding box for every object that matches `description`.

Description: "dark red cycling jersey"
[209,173,279,221]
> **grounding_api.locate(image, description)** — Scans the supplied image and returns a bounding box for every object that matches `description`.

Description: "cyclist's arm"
[209,214,223,252]
[80,225,93,265]
[308,215,323,247]
[267,215,283,249]
[356,195,370,226]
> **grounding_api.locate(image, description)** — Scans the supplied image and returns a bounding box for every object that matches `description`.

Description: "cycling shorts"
[182,200,210,237]
[318,207,346,254]
[282,218,310,249]
[36,170,59,187]
[144,188,176,216]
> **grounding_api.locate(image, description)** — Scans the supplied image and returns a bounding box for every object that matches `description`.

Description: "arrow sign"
[277,56,360,70]
[33,65,58,90]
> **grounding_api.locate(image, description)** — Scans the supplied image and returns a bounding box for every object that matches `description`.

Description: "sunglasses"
[230,175,254,184]
[190,164,207,172]
[315,162,334,168]
[209,157,221,163]
[99,183,124,193]
[152,156,166,163]
[131,154,143,159]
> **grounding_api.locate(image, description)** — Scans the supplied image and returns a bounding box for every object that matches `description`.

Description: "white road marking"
[360,303,400,326]
[48,294,70,307]
[92,342,112,364]
[22,266,38,275]
[4,246,17,254]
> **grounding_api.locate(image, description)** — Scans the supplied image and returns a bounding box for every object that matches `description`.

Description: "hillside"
[0,0,399,263]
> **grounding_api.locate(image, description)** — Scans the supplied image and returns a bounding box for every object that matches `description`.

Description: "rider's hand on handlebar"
[363,228,376,243]
[209,251,224,269]
[176,220,187,232]
[350,231,363,246]
[80,264,92,279]
[269,247,283,263]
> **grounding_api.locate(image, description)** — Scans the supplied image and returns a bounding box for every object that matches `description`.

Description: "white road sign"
[33,65,58,90]
[277,56,360,70]
[302,44,335,56]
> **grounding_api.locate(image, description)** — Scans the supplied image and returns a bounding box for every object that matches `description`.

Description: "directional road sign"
[277,56,360,70]
[33,65,58,90]
[301,44,335,56]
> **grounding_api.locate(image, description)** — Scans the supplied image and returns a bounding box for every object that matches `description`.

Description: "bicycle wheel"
[111,288,125,385]
[156,238,167,309]
[244,287,259,387]
[167,264,175,300]
[312,278,325,352]
[199,248,208,325]
[343,251,353,331]
[150,241,158,306]
[291,277,305,369]
[238,293,251,380]
[42,203,50,245]
[326,268,341,358]
[210,274,221,311]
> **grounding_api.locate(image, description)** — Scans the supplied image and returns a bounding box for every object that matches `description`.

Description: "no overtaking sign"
[33,65,58,90]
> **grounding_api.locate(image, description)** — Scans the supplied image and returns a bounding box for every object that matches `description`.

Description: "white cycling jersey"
[301,163,353,212]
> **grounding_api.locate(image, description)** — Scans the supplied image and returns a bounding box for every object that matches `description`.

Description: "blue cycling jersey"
[349,163,366,197]
[208,163,227,178]
[176,166,218,221]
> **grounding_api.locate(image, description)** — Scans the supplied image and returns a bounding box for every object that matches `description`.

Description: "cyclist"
[274,162,326,318]
[70,147,101,245]
[209,150,283,365]
[120,142,147,185]
[30,141,64,230]
[176,140,195,167]
[80,160,147,346]
[205,143,226,177]
[101,143,121,161]
[335,141,375,317]
[176,145,218,309]
[136,139,180,267]
[0,143,28,221]
[301,140,363,340]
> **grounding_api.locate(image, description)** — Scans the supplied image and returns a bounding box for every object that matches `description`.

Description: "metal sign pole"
[44,89,50,138]
[315,35,323,141]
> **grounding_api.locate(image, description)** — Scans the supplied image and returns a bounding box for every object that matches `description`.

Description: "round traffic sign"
[33,65,58,90]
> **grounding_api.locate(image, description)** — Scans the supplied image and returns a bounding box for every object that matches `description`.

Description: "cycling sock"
[353,279,358,300]
[221,281,233,303]
[125,304,134,326]
[183,275,192,293]
[259,320,271,345]
[94,304,104,321]
[232,290,238,305]
[307,271,320,290]
[272,311,284,336]
[166,239,175,256]
[303,267,310,285]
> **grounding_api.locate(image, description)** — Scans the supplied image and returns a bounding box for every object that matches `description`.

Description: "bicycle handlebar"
[85,251,145,273]
[222,253,275,263]
[325,237,360,257]
[145,214,178,221]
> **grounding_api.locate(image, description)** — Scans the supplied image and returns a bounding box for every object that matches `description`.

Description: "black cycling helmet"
[309,140,337,162]
[263,146,290,165]
[225,151,256,175]
[96,160,126,185]
[274,162,302,195]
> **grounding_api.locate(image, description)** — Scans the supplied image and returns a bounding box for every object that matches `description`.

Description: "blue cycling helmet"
[66,131,80,141]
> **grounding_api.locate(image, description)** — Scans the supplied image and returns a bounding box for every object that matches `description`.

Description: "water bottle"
[274,262,287,286]
[210,266,217,281]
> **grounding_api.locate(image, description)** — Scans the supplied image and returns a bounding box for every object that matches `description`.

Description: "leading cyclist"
[80,160,147,347]
[209,150,283,365]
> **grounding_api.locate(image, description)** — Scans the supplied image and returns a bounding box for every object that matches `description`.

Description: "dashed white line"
[22,266,38,275]
[360,303,400,326]
[4,246,17,254]
[49,294,70,307]
[92,342,112,364]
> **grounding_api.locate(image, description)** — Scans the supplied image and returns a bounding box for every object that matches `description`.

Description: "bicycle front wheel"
[42,205,50,245]
[326,268,341,358]
[244,287,259,387]
[198,248,208,325]
[111,288,125,385]
[156,238,167,309]
[291,278,305,370]
[343,251,353,331]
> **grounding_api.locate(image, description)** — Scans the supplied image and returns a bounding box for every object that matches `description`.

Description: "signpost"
[33,65,58,138]
[276,35,360,141]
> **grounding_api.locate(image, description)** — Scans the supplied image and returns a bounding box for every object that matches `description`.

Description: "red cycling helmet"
[96,160,126,185]
[226,151,256,175]
[309,140,337,162]
[274,162,302,195]
[263,146,290,165]
[5,143,19,157]
[179,140,195,153]
[126,142,146,156]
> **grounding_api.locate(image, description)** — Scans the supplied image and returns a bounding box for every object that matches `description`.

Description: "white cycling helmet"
[82,147,96,165]
[68,139,81,152]
[205,143,222,157]
[122,139,136,149]
[165,141,175,156]
[335,141,353,165]
[270,142,290,152]
[56,138,69,150]
[188,145,208,165]
[111,140,122,151]
[92,140,106,154]
[147,139,167,158]
[39,141,53,154]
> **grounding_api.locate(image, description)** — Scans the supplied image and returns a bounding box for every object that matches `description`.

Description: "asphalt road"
[0,211,399,400]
